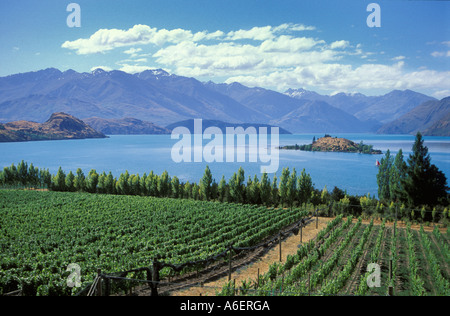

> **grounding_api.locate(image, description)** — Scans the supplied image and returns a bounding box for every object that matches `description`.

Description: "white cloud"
[329,40,349,49]
[117,63,153,74]
[431,51,450,58]
[225,61,450,94]
[90,66,112,72]
[432,90,450,99]
[61,24,223,55]
[123,47,143,58]
[62,23,450,95]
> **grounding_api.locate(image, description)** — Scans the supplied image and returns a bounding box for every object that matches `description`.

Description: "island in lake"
[0,112,107,142]
[279,135,383,154]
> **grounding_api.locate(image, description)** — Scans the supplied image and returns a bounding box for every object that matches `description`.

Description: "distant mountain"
[354,90,436,124]
[269,100,371,133]
[205,81,304,120]
[0,112,107,142]
[83,117,171,135]
[166,119,291,134]
[0,68,264,126]
[377,97,450,136]
[0,68,441,135]
[205,82,377,133]
[285,88,436,124]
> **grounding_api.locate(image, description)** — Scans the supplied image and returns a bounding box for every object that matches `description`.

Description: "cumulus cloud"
[329,40,349,49]
[431,51,450,58]
[61,24,224,55]
[90,66,112,72]
[62,23,450,95]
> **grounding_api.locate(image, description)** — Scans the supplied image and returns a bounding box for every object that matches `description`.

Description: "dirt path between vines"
[170,217,333,296]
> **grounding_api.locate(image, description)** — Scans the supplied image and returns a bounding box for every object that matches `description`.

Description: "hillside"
[83,117,171,135]
[377,97,450,135]
[0,112,107,142]
[422,112,450,136]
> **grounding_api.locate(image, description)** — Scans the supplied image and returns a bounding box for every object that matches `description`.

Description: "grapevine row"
[405,224,426,296]
[418,226,450,296]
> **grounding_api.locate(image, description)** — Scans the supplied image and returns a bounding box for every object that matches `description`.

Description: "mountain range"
[0,68,448,136]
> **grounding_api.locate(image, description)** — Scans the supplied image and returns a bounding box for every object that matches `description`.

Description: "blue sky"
[0,0,449,97]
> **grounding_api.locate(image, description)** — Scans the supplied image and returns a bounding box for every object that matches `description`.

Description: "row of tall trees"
[0,161,318,208]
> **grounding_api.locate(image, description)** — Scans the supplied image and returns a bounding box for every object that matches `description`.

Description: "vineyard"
[218,215,450,296]
[1,190,449,296]
[0,189,308,296]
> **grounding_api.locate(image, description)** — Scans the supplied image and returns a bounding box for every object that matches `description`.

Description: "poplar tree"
[286,168,297,209]
[279,167,290,206]
[377,149,393,201]
[389,149,407,201]
[260,171,272,206]
[200,165,213,201]
[218,176,227,202]
[298,168,313,207]
[74,168,85,192]
[229,167,245,203]
[65,171,75,192]
[171,176,180,198]
[271,174,279,206]
[52,167,66,191]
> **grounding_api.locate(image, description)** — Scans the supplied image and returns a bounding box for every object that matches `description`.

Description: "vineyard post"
[151,257,160,297]
[388,258,393,296]
[316,209,319,229]
[279,232,282,262]
[257,268,260,289]
[308,273,311,296]
[300,225,302,243]
[104,275,111,297]
[96,269,102,296]
[228,245,233,281]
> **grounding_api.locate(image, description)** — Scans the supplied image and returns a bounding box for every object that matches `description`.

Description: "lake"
[0,133,449,197]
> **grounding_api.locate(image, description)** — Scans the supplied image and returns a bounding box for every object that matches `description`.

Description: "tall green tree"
[158,170,171,197]
[279,167,290,206]
[298,168,313,206]
[229,167,245,203]
[218,175,227,202]
[200,165,213,201]
[171,176,181,198]
[271,174,279,206]
[377,149,393,201]
[104,171,115,194]
[17,160,28,187]
[52,167,66,191]
[259,172,272,206]
[65,171,75,192]
[286,168,297,208]
[74,168,85,192]
[399,132,449,208]
[389,149,407,201]
[86,169,99,193]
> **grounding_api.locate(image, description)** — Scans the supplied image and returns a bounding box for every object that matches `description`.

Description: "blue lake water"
[0,134,449,197]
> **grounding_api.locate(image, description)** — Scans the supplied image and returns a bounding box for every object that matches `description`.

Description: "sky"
[0,0,449,97]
